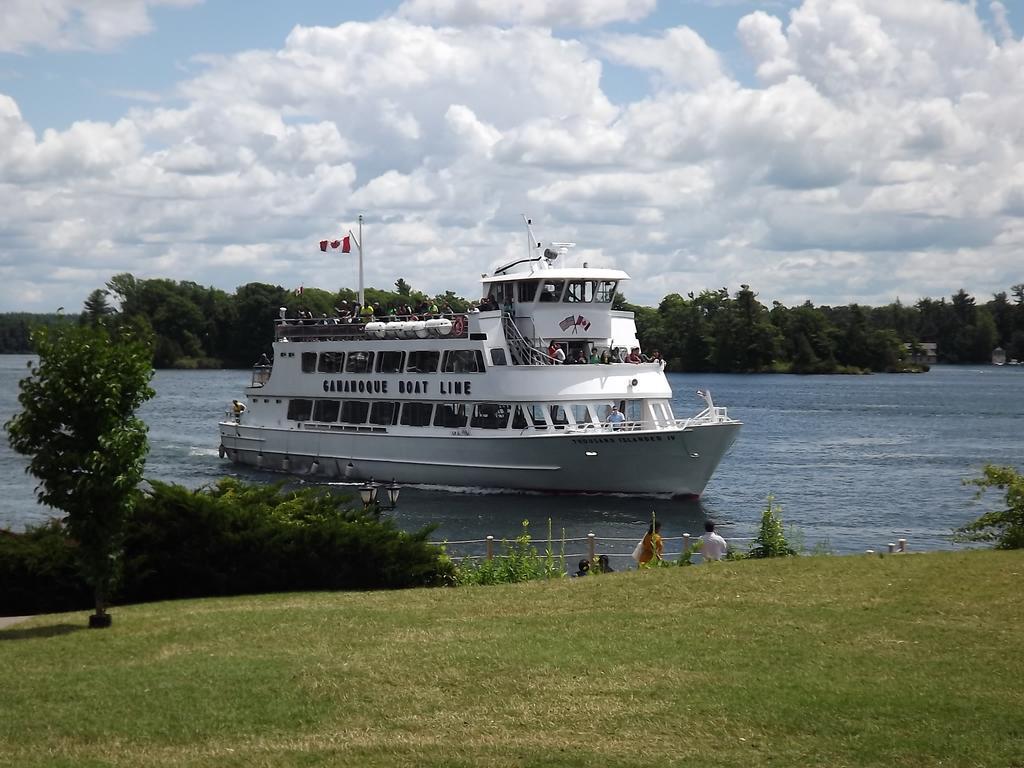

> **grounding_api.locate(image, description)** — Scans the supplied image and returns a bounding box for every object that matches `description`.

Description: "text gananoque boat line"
[218,218,741,496]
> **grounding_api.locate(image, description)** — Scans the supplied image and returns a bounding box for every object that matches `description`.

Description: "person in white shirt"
[700,520,728,561]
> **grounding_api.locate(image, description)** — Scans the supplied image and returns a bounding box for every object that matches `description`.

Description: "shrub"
[748,495,796,558]
[956,465,1024,549]
[451,520,565,585]
[0,522,91,615]
[119,479,451,602]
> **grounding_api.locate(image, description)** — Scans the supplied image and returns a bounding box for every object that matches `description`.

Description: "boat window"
[301,352,317,373]
[434,403,468,428]
[565,281,594,303]
[287,399,313,421]
[550,405,569,428]
[345,351,374,373]
[528,404,548,429]
[570,404,594,425]
[317,351,344,373]
[406,350,439,373]
[340,401,369,424]
[376,350,405,374]
[489,348,507,366]
[369,401,398,426]
[313,400,340,422]
[594,280,617,303]
[400,402,433,427]
[488,282,512,303]
[471,403,510,430]
[539,280,564,302]
[517,280,539,302]
[625,400,643,422]
[442,349,485,373]
[512,406,528,429]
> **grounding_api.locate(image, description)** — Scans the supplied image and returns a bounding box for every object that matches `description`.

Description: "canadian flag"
[320,236,352,252]
[341,235,351,253]
[319,240,329,252]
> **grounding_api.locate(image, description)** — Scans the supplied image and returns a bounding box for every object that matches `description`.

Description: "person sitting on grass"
[573,559,590,577]
[638,521,663,566]
[700,520,728,561]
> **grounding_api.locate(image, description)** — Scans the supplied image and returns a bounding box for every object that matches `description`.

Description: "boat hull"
[218,420,740,497]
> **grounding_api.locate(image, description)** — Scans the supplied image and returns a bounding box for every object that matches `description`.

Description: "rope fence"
[431,532,911,565]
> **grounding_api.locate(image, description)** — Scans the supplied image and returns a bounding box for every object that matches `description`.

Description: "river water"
[1,354,1021,560]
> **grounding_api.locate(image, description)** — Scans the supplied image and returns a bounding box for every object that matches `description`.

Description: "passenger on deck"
[571,350,587,365]
[231,399,247,421]
[626,348,642,364]
[589,350,600,364]
[553,346,566,364]
[599,349,611,364]
[606,406,625,429]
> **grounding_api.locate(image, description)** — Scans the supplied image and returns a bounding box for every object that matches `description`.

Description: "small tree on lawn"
[6,322,154,627]
[956,465,1024,550]
[748,494,796,558]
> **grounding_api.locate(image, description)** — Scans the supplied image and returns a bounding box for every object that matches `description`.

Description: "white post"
[486,535,494,560]
[683,532,691,551]
[587,533,596,563]
[357,214,364,308]
[898,538,907,553]
[888,542,896,554]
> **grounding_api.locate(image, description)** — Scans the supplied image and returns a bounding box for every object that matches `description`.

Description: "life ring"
[453,315,466,336]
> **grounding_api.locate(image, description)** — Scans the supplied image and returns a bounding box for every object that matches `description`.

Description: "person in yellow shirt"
[638,521,663,565]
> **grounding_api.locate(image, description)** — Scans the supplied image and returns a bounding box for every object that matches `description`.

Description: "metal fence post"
[486,535,494,560]
[587,533,596,563]
[888,542,895,554]
[898,538,907,553]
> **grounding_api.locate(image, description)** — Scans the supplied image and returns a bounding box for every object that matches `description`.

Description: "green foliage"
[5,322,155,618]
[0,522,91,615]
[956,465,1024,549]
[119,479,450,601]
[450,520,566,585]
[748,495,796,558]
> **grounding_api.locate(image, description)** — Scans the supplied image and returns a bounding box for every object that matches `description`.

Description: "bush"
[956,465,1024,549]
[0,522,91,615]
[748,495,796,558]
[119,479,451,602]
[451,520,565,585]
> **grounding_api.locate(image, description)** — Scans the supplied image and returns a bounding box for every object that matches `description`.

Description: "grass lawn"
[2,551,1023,767]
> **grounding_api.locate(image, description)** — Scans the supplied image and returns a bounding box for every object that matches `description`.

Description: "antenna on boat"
[523,214,540,259]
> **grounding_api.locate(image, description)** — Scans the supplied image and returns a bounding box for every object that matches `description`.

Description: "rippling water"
[2,354,1021,559]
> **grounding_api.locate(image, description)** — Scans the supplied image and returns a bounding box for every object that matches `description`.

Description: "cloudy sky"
[1,0,1022,313]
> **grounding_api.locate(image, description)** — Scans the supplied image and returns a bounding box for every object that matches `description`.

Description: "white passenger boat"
[218,220,741,496]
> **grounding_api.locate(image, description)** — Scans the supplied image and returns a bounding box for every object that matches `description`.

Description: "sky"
[1,0,1023,313]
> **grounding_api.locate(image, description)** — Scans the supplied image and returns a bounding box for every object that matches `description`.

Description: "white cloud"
[0,0,203,53]
[2,0,1024,314]
[599,26,725,89]
[396,0,656,28]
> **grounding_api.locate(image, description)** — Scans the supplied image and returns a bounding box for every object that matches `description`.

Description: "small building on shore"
[903,342,938,365]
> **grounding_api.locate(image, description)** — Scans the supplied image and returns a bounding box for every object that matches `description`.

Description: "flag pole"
[357,214,364,307]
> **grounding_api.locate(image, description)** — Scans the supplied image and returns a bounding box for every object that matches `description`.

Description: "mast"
[358,214,364,307]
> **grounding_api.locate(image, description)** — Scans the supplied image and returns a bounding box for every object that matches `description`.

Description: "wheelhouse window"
[471,403,510,430]
[287,399,313,421]
[346,351,374,373]
[539,279,564,302]
[549,405,569,428]
[564,281,594,303]
[489,349,507,366]
[517,280,539,302]
[512,406,528,429]
[527,404,548,429]
[312,400,340,422]
[406,350,439,373]
[434,403,468,428]
[301,353,317,373]
[595,280,617,303]
[369,401,398,426]
[317,351,344,373]
[442,349,485,373]
[340,401,369,424]
[400,402,433,427]
[376,350,404,374]
[488,282,512,303]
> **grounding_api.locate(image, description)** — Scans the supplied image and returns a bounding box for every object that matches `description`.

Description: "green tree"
[81,289,114,325]
[5,323,155,627]
[956,465,1024,549]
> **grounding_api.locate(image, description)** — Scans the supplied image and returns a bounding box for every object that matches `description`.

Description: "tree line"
[0,274,1021,371]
